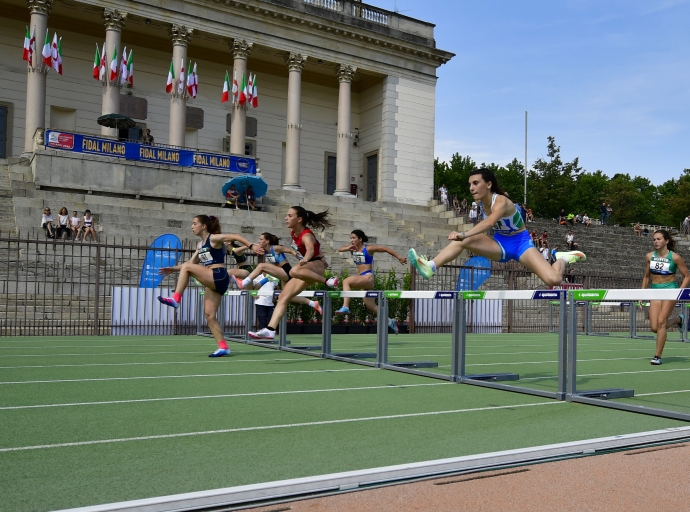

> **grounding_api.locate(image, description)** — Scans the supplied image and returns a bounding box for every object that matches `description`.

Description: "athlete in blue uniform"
[234,232,324,315]
[334,230,407,333]
[409,168,585,286]
[157,215,260,357]
[642,229,690,365]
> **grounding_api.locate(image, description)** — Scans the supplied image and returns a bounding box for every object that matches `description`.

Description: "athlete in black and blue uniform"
[157,215,259,357]
[233,232,323,315]
[410,168,585,287]
[335,229,407,333]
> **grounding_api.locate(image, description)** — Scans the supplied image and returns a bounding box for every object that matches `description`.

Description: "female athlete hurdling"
[157,215,260,357]
[409,168,586,286]
[642,230,690,365]
[334,229,407,333]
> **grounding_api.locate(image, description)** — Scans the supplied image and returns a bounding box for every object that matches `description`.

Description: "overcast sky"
[375,0,690,184]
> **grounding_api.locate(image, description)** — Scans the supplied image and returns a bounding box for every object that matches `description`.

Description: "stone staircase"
[0,159,17,235]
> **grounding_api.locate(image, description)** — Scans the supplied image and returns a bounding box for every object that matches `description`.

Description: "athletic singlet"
[83,216,93,228]
[226,243,249,267]
[290,228,321,260]
[198,235,225,267]
[480,194,524,235]
[265,246,287,265]
[650,250,677,275]
[351,245,374,266]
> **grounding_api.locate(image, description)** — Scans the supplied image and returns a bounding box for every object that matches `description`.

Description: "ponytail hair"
[290,206,333,231]
[351,229,369,243]
[654,229,676,251]
[195,214,221,234]
[261,232,280,246]
[469,168,508,197]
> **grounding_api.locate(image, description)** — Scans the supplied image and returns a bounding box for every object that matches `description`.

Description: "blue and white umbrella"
[221,175,268,216]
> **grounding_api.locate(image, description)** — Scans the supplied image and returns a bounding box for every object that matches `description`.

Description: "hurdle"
[567,288,690,422]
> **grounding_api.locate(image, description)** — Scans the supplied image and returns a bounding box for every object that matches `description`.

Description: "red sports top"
[290,228,321,259]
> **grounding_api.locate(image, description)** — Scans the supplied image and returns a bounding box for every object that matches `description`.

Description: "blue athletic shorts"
[493,230,535,263]
[360,270,374,277]
[212,268,230,295]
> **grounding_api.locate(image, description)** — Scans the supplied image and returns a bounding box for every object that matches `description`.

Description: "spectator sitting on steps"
[460,197,468,214]
[574,213,582,224]
[526,207,534,222]
[223,184,239,209]
[634,222,642,237]
[244,186,256,211]
[582,213,591,227]
[540,230,548,245]
[57,207,70,240]
[452,196,461,215]
[81,210,98,243]
[566,230,577,250]
[41,207,55,238]
[70,210,81,241]
[567,213,575,226]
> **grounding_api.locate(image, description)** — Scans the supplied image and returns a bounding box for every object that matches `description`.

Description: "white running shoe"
[248,328,276,340]
[326,277,339,288]
[555,251,587,264]
[409,248,435,279]
[650,356,662,365]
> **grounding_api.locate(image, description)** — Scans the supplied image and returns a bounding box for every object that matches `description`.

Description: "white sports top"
[480,194,525,235]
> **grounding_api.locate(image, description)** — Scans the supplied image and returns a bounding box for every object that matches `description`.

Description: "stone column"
[230,39,253,155]
[283,52,307,190]
[333,64,357,196]
[101,8,127,137]
[168,25,193,148]
[23,0,53,154]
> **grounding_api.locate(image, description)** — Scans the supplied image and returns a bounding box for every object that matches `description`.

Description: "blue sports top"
[265,246,287,265]
[197,236,225,267]
[352,245,374,266]
[481,194,525,235]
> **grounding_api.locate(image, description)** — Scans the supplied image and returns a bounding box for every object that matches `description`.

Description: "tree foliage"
[435,136,689,227]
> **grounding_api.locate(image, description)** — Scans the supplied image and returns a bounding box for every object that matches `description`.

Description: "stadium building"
[0,0,453,205]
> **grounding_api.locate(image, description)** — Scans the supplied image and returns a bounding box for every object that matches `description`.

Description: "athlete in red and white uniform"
[248,206,336,340]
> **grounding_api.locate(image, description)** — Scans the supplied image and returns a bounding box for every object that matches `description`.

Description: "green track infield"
[1,334,688,511]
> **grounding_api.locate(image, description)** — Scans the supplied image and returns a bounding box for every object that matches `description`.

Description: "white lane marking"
[0,401,561,453]
[0,351,244,358]
[0,383,451,411]
[0,357,318,370]
[0,368,374,385]
[521,367,690,381]
[635,389,690,397]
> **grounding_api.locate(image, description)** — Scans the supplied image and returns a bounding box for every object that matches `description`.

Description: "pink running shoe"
[233,275,245,290]
[157,296,179,308]
[326,277,339,288]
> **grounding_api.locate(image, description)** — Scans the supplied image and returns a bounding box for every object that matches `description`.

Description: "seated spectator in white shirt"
[41,207,55,238]
[70,211,82,241]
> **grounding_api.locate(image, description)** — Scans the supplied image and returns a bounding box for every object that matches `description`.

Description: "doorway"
[325,154,336,195]
[365,153,378,202]
[0,106,7,159]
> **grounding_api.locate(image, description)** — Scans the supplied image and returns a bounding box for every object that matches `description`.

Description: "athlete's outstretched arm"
[336,244,354,252]
[367,245,407,265]
[274,245,299,257]
[159,250,199,274]
[211,234,264,254]
[450,195,512,241]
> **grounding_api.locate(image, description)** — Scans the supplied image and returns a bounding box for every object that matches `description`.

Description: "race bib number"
[266,253,277,264]
[352,251,366,265]
[651,258,672,274]
[198,248,213,265]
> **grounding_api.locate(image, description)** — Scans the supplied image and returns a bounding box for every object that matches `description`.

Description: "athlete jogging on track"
[641,229,690,365]
[233,232,324,315]
[409,168,586,286]
[334,229,407,334]
[248,206,337,341]
[157,215,260,357]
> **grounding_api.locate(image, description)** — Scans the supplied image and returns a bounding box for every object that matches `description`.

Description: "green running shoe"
[555,251,586,264]
[408,248,435,279]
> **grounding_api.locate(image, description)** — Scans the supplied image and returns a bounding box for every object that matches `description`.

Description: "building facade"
[0,0,453,205]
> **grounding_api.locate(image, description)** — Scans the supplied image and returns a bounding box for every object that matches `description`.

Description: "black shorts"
[239,264,254,273]
[212,268,230,295]
[282,262,293,281]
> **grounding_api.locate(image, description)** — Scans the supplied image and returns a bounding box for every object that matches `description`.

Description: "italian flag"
[27,27,36,65]
[50,33,59,73]
[92,44,100,80]
[220,70,230,103]
[99,42,106,80]
[22,26,31,62]
[232,70,238,104]
[108,46,118,81]
[238,72,248,106]
[251,74,258,108]
[186,62,197,99]
[41,28,51,67]
[126,50,134,86]
[119,47,128,85]
[165,59,174,93]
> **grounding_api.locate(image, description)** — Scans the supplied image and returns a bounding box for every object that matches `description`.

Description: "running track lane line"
[0,383,452,410]
[0,368,374,385]
[0,401,562,453]
[520,367,690,381]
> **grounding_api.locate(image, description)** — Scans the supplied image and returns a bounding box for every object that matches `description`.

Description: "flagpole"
[524,110,528,206]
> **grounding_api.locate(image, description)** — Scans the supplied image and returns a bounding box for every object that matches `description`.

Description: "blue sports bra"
[197,236,225,267]
[265,246,287,265]
[352,245,374,266]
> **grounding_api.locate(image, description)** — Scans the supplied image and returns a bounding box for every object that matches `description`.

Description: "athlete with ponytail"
[234,232,324,315]
[642,229,690,365]
[249,206,336,340]
[157,215,260,357]
[334,229,407,333]
[409,168,586,286]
